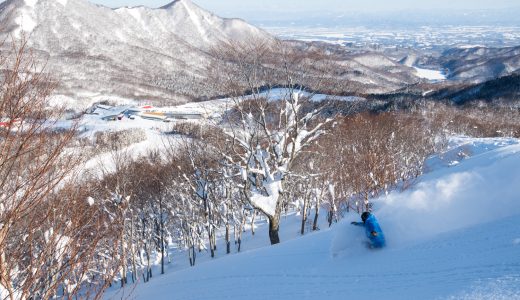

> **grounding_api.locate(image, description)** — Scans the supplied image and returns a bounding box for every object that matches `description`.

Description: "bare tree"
[209,39,337,244]
[0,37,119,298]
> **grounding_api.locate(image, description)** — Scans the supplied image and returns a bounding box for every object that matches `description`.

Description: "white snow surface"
[104,136,520,300]
[414,66,447,81]
[24,0,38,7]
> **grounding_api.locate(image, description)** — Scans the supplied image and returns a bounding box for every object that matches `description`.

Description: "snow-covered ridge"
[112,0,267,47]
[0,0,270,47]
[0,0,273,106]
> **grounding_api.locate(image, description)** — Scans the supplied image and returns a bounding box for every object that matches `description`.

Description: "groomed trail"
[106,137,520,300]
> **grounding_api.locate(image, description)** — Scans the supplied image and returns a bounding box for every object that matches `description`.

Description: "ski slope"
[105,137,520,300]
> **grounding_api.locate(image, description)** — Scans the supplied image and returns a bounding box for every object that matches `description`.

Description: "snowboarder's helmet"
[361,212,371,223]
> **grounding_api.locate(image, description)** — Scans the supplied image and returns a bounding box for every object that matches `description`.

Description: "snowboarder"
[351,211,386,248]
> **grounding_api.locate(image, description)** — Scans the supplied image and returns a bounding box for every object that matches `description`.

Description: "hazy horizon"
[1,0,519,27]
[84,0,520,12]
[86,0,520,27]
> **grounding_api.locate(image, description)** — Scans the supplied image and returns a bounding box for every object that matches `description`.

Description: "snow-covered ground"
[414,66,446,81]
[73,88,363,177]
[164,88,363,113]
[104,136,520,300]
[74,87,361,136]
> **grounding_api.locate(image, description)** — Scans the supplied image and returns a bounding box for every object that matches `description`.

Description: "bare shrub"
[316,110,445,214]
[94,128,147,151]
[0,37,110,299]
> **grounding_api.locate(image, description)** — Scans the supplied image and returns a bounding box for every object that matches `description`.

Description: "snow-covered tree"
[210,40,338,244]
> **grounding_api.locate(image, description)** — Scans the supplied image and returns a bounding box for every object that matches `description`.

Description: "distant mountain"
[440,46,520,83]
[285,40,421,95]
[8,0,503,109]
[429,71,520,105]
[0,0,273,107]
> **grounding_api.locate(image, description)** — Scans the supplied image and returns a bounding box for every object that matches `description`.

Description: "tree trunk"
[312,202,319,231]
[159,197,165,275]
[225,223,231,254]
[234,224,238,245]
[251,211,256,236]
[120,222,127,287]
[144,244,151,282]
[129,216,138,283]
[212,229,217,251]
[160,227,165,275]
[203,194,215,258]
[208,227,215,258]
[188,225,196,266]
[189,243,196,266]
[268,215,280,245]
[301,196,309,235]
[147,250,152,281]
[300,211,307,235]
[237,213,246,252]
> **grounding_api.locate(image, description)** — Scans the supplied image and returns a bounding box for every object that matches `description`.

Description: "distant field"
[266,25,520,50]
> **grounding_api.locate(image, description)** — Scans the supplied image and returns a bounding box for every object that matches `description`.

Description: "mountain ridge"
[0,0,274,107]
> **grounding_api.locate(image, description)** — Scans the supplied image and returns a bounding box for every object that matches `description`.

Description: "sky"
[88,0,520,13]
[85,0,520,27]
[1,0,517,26]
[84,0,520,27]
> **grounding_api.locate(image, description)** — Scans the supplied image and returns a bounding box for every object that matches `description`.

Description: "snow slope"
[414,66,447,81]
[104,137,520,300]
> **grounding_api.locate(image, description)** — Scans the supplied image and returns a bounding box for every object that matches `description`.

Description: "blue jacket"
[352,213,386,248]
[363,214,386,248]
